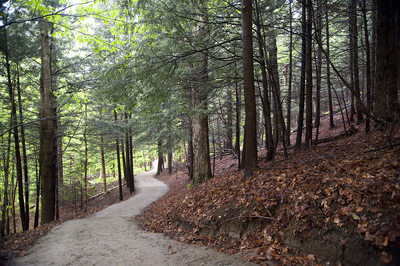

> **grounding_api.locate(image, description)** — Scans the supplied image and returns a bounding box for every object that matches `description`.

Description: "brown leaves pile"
[138,125,400,265]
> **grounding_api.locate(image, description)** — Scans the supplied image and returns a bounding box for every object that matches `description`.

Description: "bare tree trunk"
[34,155,39,228]
[157,139,163,175]
[168,150,173,175]
[124,113,134,194]
[371,0,376,106]
[11,167,16,233]
[114,110,123,201]
[39,19,57,225]
[374,0,399,122]
[268,32,288,158]
[191,6,212,185]
[121,139,129,187]
[349,0,363,122]
[99,109,107,193]
[242,0,257,178]
[16,64,30,229]
[305,0,313,147]
[254,0,274,161]
[187,117,194,180]
[4,28,27,230]
[128,120,134,191]
[296,2,307,149]
[286,0,293,146]
[1,120,12,236]
[325,0,335,128]
[83,89,88,211]
[234,63,241,169]
[314,0,322,143]
[225,88,233,151]
[361,0,372,132]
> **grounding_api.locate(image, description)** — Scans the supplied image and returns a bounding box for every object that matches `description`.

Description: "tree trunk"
[1,120,12,236]
[225,88,233,151]
[168,150,172,175]
[305,0,313,147]
[349,0,363,122]
[16,64,30,230]
[374,0,399,122]
[83,89,88,211]
[286,0,293,146]
[124,112,134,193]
[325,0,335,128]
[242,0,257,178]
[314,0,322,144]
[190,7,212,185]
[39,19,57,225]
[361,0,372,133]
[187,117,194,180]
[114,110,123,201]
[268,32,288,158]
[157,139,163,175]
[34,155,39,228]
[254,0,274,160]
[234,62,241,169]
[4,28,27,230]
[295,2,307,149]
[121,139,129,187]
[128,124,134,191]
[99,109,107,193]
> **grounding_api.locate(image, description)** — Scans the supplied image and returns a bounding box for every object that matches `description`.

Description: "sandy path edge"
[11,166,254,266]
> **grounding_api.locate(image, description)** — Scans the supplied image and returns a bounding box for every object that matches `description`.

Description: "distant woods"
[0,0,399,237]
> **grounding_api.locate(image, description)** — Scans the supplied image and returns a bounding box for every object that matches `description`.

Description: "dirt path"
[12,167,254,266]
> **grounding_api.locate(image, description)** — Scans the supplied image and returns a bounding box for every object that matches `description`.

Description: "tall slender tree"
[242,0,257,177]
[39,18,57,224]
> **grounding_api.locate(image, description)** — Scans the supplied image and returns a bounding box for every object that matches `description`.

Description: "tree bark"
[34,155,39,228]
[1,120,12,236]
[83,89,88,211]
[305,0,313,147]
[296,2,307,149]
[325,0,335,128]
[234,61,241,169]
[114,110,123,201]
[374,0,399,122]
[4,28,27,230]
[39,19,57,225]
[99,109,107,193]
[254,0,274,161]
[242,0,257,178]
[157,139,163,175]
[361,0,372,132]
[268,32,288,158]
[314,0,322,143]
[16,64,30,230]
[225,88,233,151]
[349,0,363,122]
[286,0,293,146]
[190,7,212,185]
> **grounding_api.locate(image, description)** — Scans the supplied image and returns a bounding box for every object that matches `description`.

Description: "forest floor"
[138,120,400,265]
[7,166,254,265]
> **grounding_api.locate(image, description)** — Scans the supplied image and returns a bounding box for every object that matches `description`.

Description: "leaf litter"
[138,124,400,265]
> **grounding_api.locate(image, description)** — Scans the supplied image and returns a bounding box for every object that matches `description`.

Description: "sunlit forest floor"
[138,122,400,265]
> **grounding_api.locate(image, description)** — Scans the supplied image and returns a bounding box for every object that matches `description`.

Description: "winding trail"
[12,167,253,266]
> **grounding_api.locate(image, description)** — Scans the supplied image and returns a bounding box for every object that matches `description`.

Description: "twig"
[366,142,400,153]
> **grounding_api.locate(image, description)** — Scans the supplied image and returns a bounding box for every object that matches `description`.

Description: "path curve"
[12,166,254,266]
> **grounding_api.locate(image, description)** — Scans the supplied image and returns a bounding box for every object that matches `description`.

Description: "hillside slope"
[138,124,400,265]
